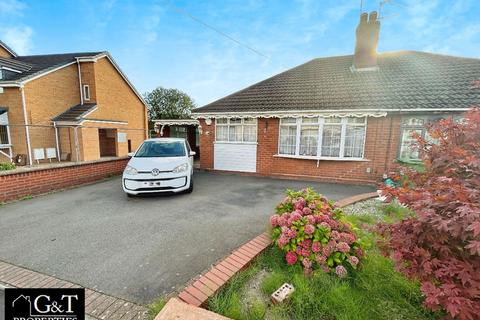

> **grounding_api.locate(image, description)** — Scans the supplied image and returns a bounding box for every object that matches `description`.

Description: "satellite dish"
[205,118,212,125]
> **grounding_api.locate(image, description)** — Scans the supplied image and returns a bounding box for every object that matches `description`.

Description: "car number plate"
[145,181,161,186]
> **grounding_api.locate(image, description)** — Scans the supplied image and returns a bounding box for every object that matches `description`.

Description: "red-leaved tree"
[376,108,480,319]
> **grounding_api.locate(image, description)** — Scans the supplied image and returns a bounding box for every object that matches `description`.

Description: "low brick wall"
[0,157,129,202]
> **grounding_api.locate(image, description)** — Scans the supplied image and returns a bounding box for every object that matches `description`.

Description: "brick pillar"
[199,119,214,169]
[256,118,279,174]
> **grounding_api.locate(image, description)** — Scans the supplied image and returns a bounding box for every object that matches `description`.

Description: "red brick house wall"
[198,116,401,184]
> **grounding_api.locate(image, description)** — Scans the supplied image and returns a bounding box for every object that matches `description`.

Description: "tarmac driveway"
[0,171,374,304]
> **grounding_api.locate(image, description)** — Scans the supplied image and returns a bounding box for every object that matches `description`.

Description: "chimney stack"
[353,11,380,70]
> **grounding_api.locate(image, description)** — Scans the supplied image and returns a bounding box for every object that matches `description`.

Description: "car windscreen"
[135,141,186,157]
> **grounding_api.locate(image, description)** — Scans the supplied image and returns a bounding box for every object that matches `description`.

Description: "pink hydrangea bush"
[270,188,363,277]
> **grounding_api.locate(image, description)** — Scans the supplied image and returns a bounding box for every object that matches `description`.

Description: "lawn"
[208,200,439,320]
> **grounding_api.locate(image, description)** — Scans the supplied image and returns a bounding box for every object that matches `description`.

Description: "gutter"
[191,108,470,118]
[20,85,33,165]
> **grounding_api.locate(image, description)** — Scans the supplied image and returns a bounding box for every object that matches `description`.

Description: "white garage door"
[214,143,257,172]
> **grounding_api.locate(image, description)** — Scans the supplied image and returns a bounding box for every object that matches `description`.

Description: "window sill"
[214,141,258,145]
[273,154,370,162]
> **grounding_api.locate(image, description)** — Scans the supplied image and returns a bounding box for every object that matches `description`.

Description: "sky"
[0,0,479,106]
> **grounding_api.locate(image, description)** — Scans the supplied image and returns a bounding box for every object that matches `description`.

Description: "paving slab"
[154,298,230,320]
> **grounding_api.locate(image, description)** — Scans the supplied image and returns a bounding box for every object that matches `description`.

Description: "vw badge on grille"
[151,168,160,176]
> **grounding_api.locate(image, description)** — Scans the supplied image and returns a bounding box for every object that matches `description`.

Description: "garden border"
[169,191,379,311]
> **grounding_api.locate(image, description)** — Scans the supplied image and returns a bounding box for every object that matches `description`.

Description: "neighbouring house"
[0,40,148,165]
[191,12,480,184]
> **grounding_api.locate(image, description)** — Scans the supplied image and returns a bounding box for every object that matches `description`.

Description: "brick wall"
[25,64,81,125]
[79,61,97,102]
[0,46,13,58]
[0,87,27,161]
[199,116,401,184]
[0,158,128,202]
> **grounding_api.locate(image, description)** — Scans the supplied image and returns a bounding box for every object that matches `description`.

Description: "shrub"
[270,188,363,277]
[377,108,480,319]
[0,162,16,171]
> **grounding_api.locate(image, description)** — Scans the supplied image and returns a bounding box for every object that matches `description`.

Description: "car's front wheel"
[126,192,135,198]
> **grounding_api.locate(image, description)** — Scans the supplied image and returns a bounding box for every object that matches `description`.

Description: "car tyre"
[126,193,135,198]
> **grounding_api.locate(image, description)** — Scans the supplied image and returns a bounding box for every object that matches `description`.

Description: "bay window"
[278,117,367,159]
[216,118,257,143]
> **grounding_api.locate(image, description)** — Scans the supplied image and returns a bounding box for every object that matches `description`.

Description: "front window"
[321,118,342,157]
[299,118,319,156]
[0,125,8,145]
[399,117,431,161]
[135,140,186,158]
[83,85,90,101]
[279,118,297,155]
[278,117,366,159]
[216,118,257,143]
[0,111,9,145]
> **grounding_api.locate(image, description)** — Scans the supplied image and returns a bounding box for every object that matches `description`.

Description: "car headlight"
[172,163,189,173]
[124,165,138,175]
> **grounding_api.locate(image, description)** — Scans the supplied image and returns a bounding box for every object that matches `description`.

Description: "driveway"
[0,171,374,304]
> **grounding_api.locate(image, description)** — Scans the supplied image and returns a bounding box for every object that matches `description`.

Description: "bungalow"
[192,11,480,184]
[0,40,148,165]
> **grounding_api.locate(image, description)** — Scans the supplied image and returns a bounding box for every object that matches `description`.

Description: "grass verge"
[208,202,439,320]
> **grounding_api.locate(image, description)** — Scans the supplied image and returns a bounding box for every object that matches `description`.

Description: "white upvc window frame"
[215,118,257,144]
[277,117,367,161]
[83,84,91,101]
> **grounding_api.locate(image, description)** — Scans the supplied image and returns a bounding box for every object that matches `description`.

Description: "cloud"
[325,1,358,22]
[0,26,33,55]
[142,4,163,45]
[0,0,25,15]
[0,0,33,55]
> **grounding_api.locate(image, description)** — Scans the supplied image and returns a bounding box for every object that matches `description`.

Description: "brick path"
[0,260,148,320]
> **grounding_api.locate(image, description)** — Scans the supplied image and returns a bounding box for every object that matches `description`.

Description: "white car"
[122,138,195,196]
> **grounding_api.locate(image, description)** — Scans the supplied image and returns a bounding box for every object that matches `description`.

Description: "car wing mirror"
[189,151,196,156]
[127,152,135,158]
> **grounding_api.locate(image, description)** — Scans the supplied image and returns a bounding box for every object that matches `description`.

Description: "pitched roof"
[193,51,480,115]
[52,103,97,122]
[0,52,104,82]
